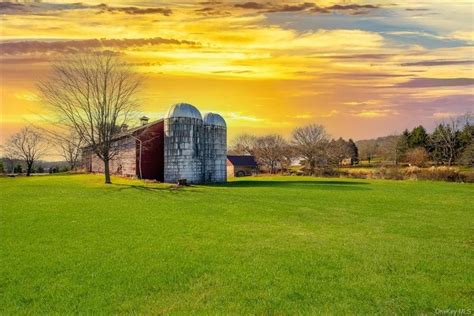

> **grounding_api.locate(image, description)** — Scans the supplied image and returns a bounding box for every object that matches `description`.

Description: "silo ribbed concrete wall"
[203,125,227,183]
[164,117,204,184]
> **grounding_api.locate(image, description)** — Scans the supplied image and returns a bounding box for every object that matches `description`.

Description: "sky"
[1,0,473,154]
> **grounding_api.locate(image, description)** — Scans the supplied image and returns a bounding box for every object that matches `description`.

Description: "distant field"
[1,175,473,314]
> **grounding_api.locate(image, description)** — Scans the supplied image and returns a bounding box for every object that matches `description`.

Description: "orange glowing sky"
[1,0,473,155]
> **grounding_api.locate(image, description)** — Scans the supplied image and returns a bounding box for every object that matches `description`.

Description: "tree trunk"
[26,163,33,176]
[104,159,112,184]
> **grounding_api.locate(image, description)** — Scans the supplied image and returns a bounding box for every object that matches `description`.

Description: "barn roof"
[227,155,258,167]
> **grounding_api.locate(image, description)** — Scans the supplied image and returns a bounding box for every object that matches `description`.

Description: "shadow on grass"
[207,179,371,191]
[111,179,371,192]
[111,183,184,193]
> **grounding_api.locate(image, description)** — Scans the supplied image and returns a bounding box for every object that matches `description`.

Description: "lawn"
[1,175,473,314]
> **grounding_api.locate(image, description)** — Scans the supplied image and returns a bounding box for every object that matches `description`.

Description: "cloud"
[320,53,395,61]
[292,114,313,119]
[0,2,172,16]
[194,6,230,16]
[97,5,172,16]
[233,2,378,15]
[309,7,330,14]
[353,109,398,118]
[450,31,474,43]
[0,38,199,55]
[199,1,222,4]
[265,3,316,13]
[224,112,263,122]
[0,2,25,12]
[320,110,340,118]
[401,60,474,67]
[0,2,93,14]
[234,2,267,10]
[15,92,39,102]
[327,4,379,11]
[396,78,474,88]
[325,73,407,80]
[432,112,463,119]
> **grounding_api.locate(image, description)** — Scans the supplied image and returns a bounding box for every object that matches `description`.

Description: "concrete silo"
[164,103,204,184]
[203,112,227,183]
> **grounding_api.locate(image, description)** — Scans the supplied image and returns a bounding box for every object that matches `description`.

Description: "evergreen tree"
[347,139,359,164]
[408,125,428,149]
[457,121,474,148]
[459,142,474,167]
[396,129,410,163]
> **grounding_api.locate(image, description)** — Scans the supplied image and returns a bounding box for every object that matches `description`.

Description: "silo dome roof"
[166,103,202,120]
[203,112,226,127]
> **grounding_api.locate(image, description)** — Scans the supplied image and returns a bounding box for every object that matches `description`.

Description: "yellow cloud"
[354,109,399,118]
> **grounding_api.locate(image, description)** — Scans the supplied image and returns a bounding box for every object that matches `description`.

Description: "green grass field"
[1,175,473,314]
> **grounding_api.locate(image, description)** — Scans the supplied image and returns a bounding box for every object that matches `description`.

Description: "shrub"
[376,167,404,180]
[14,164,23,173]
[60,166,70,173]
[418,166,466,182]
[339,166,470,182]
[405,147,429,167]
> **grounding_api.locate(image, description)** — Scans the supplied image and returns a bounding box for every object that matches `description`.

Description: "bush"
[14,164,23,174]
[339,166,470,182]
[405,147,429,167]
[313,167,339,177]
[60,166,70,173]
[418,166,466,182]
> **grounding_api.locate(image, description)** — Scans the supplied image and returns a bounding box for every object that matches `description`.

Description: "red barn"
[82,117,165,181]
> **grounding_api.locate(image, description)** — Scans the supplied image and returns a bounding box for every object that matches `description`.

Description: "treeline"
[357,115,473,167]
[229,124,359,175]
[231,115,474,174]
[0,158,70,175]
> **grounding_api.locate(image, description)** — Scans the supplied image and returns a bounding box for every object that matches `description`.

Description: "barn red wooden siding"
[134,121,165,181]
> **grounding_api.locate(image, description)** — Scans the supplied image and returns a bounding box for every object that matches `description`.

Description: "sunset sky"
[1,0,473,155]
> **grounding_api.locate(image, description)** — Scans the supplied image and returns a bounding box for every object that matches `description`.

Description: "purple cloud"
[396,78,474,88]
[401,60,474,67]
[0,38,199,55]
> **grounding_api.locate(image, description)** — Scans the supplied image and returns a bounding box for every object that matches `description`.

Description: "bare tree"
[2,126,48,176]
[52,129,84,170]
[379,135,401,164]
[430,119,461,166]
[280,143,296,173]
[38,52,141,183]
[230,134,258,155]
[291,124,329,175]
[357,139,378,164]
[253,134,288,174]
[327,138,351,166]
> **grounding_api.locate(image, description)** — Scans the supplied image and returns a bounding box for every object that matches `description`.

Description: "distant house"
[226,155,258,177]
[341,158,357,166]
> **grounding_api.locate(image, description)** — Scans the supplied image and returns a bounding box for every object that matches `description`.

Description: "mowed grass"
[0,175,473,314]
